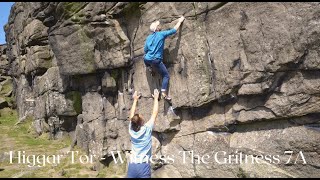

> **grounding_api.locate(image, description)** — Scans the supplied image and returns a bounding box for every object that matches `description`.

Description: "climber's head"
[131,114,145,132]
[150,20,161,32]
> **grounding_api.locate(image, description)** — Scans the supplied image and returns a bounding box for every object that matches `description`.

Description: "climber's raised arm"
[129,91,141,120]
[174,16,185,31]
[159,16,185,39]
[146,89,159,127]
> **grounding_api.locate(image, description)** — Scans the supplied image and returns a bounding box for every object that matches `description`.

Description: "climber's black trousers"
[144,59,170,92]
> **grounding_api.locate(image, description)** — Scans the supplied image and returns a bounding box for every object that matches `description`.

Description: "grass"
[0,108,127,178]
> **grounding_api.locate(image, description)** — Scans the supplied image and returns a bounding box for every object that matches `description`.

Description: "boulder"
[4,2,320,178]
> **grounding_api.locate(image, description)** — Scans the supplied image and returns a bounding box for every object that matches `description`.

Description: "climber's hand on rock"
[132,91,141,100]
[152,89,160,100]
[179,16,185,23]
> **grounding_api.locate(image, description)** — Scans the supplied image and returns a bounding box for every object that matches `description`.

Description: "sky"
[0,2,14,45]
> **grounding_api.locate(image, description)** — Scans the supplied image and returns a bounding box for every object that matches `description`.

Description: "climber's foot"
[161,92,172,101]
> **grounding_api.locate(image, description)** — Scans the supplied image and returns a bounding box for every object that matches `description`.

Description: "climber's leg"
[144,59,154,76]
[144,59,151,67]
[153,59,171,100]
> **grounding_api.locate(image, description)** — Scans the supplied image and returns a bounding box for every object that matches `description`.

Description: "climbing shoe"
[161,93,172,101]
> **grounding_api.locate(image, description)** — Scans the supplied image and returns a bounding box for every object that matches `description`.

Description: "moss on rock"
[66,91,82,114]
[61,2,87,20]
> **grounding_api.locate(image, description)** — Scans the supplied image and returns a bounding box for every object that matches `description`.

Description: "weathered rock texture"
[0,45,14,109]
[3,2,320,177]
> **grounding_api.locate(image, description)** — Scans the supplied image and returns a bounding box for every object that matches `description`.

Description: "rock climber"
[127,89,159,178]
[143,16,185,101]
